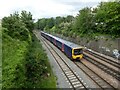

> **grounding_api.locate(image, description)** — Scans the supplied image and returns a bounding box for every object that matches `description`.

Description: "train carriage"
[56,39,62,49]
[41,31,83,60]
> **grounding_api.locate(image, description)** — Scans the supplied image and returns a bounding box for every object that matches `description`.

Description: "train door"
[54,39,56,45]
[62,43,64,52]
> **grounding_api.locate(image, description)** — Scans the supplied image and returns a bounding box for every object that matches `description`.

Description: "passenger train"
[41,31,83,60]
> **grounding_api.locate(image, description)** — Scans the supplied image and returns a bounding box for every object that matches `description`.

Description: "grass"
[2,28,56,88]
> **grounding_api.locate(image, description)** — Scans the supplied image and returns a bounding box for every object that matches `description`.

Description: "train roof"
[41,31,83,49]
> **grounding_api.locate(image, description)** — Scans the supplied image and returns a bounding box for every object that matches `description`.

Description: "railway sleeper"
[68,75,75,78]
[65,71,72,74]
[66,73,73,76]
[73,84,83,88]
[69,76,76,80]
[70,79,78,82]
[72,81,80,85]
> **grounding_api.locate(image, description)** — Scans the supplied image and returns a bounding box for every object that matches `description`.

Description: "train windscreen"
[74,49,83,55]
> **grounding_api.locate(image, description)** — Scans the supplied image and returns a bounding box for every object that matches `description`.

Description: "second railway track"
[84,54,120,81]
[74,60,116,89]
[85,50,120,69]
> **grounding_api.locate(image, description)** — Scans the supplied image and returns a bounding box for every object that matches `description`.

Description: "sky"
[0,0,109,20]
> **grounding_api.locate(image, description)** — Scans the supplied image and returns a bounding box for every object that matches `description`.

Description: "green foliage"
[24,34,56,88]
[50,26,57,33]
[21,10,34,32]
[46,18,55,29]
[66,15,74,23]
[2,11,56,88]
[37,18,55,30]
[55,16,64,26]
[2,29,28,88]
[36,16,74,32]
[2,11,33,41]
[2,30,56,88]
[73,7,96,36]
[96,2,120,37]
[37,18,47,30]
[36,1,120,38]
[0,23,2,89]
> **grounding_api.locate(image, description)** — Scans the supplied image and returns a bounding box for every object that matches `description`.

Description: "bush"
[2,11,33,41]
[24,34,56,88]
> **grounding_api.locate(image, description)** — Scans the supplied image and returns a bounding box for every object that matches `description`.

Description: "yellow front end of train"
[72,48,83,60]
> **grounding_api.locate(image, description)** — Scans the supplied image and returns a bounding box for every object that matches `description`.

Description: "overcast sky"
[0,0,108,20]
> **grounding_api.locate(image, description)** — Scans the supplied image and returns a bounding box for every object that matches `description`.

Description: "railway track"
[83,54,120,81]
[39,34,117,89]
[74,60,116,89]
[34,30,119,89]
[41,36,87,89]
[85,50,120,69]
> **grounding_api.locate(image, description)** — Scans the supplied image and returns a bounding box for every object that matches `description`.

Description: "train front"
[72,48,83,60]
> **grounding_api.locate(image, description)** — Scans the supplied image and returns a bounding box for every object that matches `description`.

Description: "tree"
[55,16,64,28]
[21,10,34,32]
[73,7,95,36]
[2,11,33,41]
[46,18,55,29]
[66,15,74,23]
[95,2,120,37]
[37,18,47,30]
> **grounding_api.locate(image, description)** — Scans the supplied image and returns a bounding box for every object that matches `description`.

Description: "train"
[41,31,83,60]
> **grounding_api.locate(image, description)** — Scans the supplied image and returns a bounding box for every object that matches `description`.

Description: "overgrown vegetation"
[2,11,33,41]
[2,28,28,88]
[35,1,120,38]
[0,21,2,89]
[24,34,56,88]
[2,11,56,88]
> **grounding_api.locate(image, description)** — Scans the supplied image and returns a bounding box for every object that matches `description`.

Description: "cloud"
[0,0,108,20]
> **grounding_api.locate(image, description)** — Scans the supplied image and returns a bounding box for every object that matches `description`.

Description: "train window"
[74,49,83,55]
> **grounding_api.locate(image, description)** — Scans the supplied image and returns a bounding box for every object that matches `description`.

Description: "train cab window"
[74,49,83,55]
